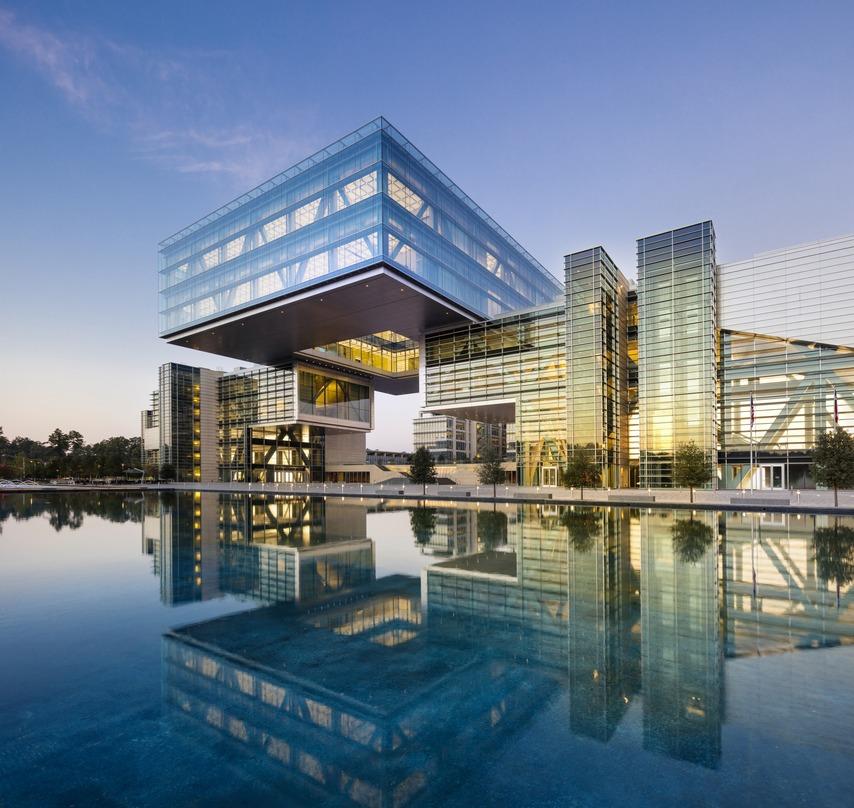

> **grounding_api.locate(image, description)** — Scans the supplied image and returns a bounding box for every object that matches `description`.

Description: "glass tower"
[565,247,630,487]
[637,222,717,488]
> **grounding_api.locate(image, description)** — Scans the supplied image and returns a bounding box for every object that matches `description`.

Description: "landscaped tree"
[409,506,437,547]
[672,441,712,503]
[812,427,854,507]
[409,446,437,496]
[560,506,601,553]
[476,442,504,498]
[159,463,176,482]
[671,517,715,564]
[562,448,600,501]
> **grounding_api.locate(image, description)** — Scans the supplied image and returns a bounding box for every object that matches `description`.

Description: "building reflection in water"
[142,492,374,606]
[640,510,721,767]
[147,494,854,804]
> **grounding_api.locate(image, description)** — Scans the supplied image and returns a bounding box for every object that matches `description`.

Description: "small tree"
[672,441,712,503]
[159,462,176,482]
[409,447,437,497]
[812,427,854,507]
[562,448,600,501]
[477,442,504,498]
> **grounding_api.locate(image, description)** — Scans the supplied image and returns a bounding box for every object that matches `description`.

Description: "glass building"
[637,222,718,488]
[717,235,854,489]
[141,363,222,482]
[412,412,505,463]
[143,117,854,490]
[424,304,567,486]
[158,117,561,376]
[565,247,631,487]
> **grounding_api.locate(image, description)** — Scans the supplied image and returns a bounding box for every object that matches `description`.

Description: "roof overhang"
[163,264,477,377]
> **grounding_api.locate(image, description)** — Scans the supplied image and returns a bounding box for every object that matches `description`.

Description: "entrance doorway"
[542,466,560,487]
[761,464,785,490]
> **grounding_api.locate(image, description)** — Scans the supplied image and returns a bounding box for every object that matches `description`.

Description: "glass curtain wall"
[159,363,201,482]
[297,370,370,424]
[719,330,854,488]
[247,425,325,484]
[637,222,717,488]
[159,119,561,337]
[627,291,639,486]
[565,247,629,487]
[218,367,295,481]
[424,305,566,485]
[313,331,419,375]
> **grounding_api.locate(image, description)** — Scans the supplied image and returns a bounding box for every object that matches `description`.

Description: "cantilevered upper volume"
[158,117,562,368]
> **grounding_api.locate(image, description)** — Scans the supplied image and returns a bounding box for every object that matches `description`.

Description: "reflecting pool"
[1,491,853,806]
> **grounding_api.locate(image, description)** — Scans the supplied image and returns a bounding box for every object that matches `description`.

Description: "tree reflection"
[671,518,714,564]
[477,509,508,550]
[560,507,601,553]
[409,506,437,546]
[0,492,142,531]
[813,523,854,605]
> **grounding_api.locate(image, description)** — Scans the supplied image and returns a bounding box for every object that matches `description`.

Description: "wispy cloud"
[0,7,315,185]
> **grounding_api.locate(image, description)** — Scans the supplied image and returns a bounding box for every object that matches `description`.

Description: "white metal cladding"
[719,234,854,348]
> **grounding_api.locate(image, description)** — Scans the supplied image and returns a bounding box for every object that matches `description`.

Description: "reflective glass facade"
[637,222,717,487]
[159,118,561,336]
[311,331,419,376]
[147,108,854,493]
[425,305,566,485]
[218,366,295,481]
[719,233,854,349]
[565,247,630,486]
[152,363,203,482]
[412,414,504,462]
[297,369,370,425]
[719,330,854,488]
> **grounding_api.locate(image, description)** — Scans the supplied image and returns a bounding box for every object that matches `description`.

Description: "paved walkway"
[5,480,846,514]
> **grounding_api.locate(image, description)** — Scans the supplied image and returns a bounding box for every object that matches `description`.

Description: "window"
[263,215,287,242]
[294,198,321,229]
[298,370,370,423]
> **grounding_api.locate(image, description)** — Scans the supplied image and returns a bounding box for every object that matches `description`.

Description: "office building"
[412,412,505,463]
[143,118,853,488]
[141,363,222,481]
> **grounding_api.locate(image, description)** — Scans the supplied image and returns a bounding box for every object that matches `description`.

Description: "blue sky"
[2,0,854,449]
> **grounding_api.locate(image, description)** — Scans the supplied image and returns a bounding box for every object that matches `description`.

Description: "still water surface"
[1,491,853,807]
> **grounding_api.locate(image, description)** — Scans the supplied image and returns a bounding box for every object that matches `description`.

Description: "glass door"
[761,464,785,490]
[542,466,559,487]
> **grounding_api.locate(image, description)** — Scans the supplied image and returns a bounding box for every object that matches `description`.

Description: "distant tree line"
[0,426,141,480]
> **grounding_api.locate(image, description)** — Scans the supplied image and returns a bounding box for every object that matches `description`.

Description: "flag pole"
[750,392,755,493]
